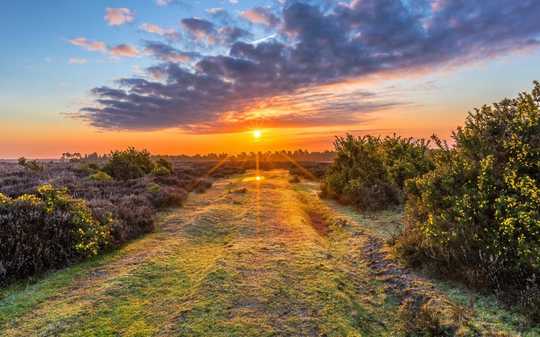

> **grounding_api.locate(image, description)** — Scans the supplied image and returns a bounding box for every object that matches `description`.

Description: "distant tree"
[18,157,43,172]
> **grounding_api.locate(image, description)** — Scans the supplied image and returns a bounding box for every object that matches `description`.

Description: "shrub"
[152,165,172,177]
[0,185,110,283]
[18,157,43,172]
[155,158,173,172]
[76,163,100,176]
[398,82,540,319]
[322,134,432,211]
[103,147,155,180]
[88,171,113,182]
[114,195,155,242]
[148,186,188,209]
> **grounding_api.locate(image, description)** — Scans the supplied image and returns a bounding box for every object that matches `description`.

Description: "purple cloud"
[79,0,540,132]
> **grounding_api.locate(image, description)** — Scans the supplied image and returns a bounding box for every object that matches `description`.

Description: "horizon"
[2,1,540,158]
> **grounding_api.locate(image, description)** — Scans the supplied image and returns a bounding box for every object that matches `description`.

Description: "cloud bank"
[79,0,540,133]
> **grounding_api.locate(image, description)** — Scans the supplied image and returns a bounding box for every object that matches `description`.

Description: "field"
[1,169,536,337]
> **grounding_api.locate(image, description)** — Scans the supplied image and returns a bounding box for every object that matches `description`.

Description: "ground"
[0,170,537,337]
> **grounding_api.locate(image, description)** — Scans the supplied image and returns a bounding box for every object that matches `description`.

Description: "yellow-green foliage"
[88,170,113,182]
[146,182,161,194]
[401,82,540,319]
[152,165,171,177]
[103,147,155,180]
[0,184,110,284]
[323,134,433,211]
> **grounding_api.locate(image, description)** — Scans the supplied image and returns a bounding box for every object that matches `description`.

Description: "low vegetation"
[322,82,540,323]
[0,185,109,282]
[397,81,540,320]
[321,134,433,210]
[0,149,245,285]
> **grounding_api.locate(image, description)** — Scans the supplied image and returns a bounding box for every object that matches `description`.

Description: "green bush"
[155,158,173,172]
[0,185,110,283]
[322,134,433,211]
[152,165,172,177]
[398,82,540,318]
[88,170,113,182]
[103,147,155,180]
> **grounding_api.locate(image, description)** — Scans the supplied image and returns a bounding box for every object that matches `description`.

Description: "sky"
[1,0,540,158]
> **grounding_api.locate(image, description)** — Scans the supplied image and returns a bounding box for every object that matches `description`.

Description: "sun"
[252,129,262,139]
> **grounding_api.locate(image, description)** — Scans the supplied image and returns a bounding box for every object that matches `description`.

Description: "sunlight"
[242,175,265,182]
[252,129,262,139]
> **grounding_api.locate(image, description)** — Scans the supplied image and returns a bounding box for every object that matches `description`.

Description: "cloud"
[68,58,87,64]
[105,8,134,26]
[156,0,172,6]
[80,1,540,133]
[181,18,217,43]
[240,7,280,27]
[109,44,139,57]
[69,37,139,58]
[69,37,106,52]
[180,18,249,45]
[144,41,200,63]
[218,26,252,44]
[140,23,179,40]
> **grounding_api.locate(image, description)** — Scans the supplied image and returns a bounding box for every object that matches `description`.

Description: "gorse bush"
[0,185,110,284]
[155,158,173,172]
[103,147,155,180]
[398,82,540,319]
[88,170,113,182]
[322,134,433,211]
[152,165,172,177]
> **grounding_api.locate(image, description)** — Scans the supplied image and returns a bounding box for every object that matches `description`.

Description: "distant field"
[1,170,536,337]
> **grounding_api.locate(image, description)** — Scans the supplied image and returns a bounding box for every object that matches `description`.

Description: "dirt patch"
[307,211,328,236]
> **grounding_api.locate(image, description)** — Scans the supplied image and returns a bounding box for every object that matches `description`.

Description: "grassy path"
[0,170,537,336]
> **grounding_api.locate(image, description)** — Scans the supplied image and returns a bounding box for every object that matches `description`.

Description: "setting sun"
[253,129,262,139]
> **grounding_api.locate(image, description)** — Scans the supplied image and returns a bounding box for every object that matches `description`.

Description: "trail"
[0,170,535,337]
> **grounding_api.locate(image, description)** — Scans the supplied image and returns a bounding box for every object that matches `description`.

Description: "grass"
[0,170,538,336]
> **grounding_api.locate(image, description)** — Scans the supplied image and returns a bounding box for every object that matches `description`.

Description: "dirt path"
[0,170,536,337]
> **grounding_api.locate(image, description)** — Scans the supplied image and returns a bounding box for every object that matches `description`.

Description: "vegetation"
[1,171,535,336]
[88,170,113,182]
[17,157,43,172]
[0,149,246,285]
[0,185,109,284]
[103,147,155,180]
[397,82,540,319]
[322,134,433,211]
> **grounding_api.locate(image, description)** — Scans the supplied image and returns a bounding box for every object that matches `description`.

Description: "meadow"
[0,83,539,336]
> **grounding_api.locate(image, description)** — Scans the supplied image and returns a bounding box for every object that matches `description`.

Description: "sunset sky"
[1,0,540,158]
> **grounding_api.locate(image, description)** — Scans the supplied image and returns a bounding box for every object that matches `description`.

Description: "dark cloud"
[219,26,252,44]
[241,7,281,27]
[80,0,540,132]
[181,18,217,42]
[144,41,200,63]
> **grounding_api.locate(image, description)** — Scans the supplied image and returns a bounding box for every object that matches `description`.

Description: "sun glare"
[253,129,262,139]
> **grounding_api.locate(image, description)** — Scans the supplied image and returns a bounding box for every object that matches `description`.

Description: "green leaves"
[400,82,540,311]
[0,185,110,284]
[323,134,433,211]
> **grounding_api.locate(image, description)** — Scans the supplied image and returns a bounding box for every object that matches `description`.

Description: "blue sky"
[1,0,540,158]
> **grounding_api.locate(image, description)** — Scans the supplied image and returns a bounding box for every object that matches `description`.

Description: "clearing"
[0,170,537,336]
